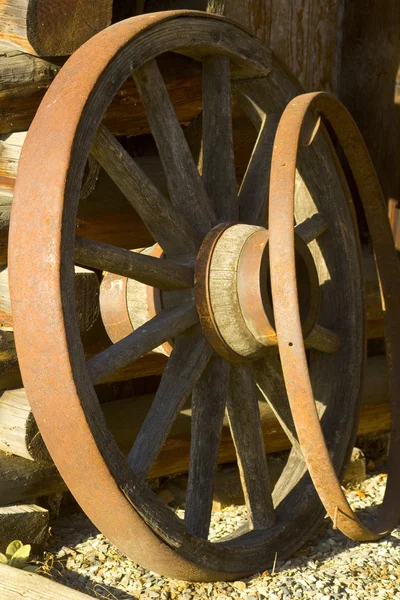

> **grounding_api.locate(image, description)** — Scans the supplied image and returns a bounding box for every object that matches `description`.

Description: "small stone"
[232,581,247,591]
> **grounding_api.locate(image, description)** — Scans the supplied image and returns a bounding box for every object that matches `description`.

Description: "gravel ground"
[36,471,400,600]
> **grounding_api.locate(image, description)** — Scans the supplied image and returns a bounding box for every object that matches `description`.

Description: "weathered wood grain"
[202,55,237,221]
[0,450,63,505]
[0,152,163,266]
[239,114,279,225]
[0,354,390,504]
[0,0,113,56]
[295,213,330,244]
[88,302,198,385]
[305,323,342,354]
[0,389,49,461]
[0,562,94,600]
[0,265,99,330]
[0,51,203,135]
[127,331,213,479]
[0,503,48,553]
[339,0,400,208]
[75,237,194,291]
[134,59,215,238]
[92,126,197,255]
[254,351,300,450]
[208,0,343,92]
[185,357,229,538]
[228,364,275,529]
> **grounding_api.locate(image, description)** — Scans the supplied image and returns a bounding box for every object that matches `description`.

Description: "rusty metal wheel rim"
[9,12,363,580]
[269,91,400,541]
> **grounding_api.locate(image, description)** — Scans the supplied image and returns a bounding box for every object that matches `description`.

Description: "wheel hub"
[195,223,320,361]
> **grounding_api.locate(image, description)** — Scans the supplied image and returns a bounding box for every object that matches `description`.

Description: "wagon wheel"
[9,11,364,581]
[269,91,400,541]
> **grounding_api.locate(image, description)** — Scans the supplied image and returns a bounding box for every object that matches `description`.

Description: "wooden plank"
[0,0,113,56]
[0,504,48,552]
[208,0,343,92]
[339,0,400,207]
[0,562,94,600]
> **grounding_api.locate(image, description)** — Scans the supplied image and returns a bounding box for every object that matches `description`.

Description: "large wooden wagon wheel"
[9,11,366,581]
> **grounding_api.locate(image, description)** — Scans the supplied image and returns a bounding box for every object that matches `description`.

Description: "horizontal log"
[0,389,50,460]
[0,265,102,390]
[0,49,202,135]
[0,562,93,600]
[0,326,20,390]
[0,0,113,56]
[0,134,165,265]
[0,503,49,553]
[0,265,99,329]
[0,451,63,506]
[0,355,389,504]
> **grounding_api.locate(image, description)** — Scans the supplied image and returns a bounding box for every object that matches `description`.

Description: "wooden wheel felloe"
[9,11,365,581]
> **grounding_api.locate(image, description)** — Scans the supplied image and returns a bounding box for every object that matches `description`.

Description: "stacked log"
[0,353,391,507]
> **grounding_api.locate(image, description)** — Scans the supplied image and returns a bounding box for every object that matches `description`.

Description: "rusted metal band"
[269,91,400,541]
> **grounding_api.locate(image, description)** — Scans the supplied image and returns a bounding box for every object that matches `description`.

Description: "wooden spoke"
[202,55,237,221]
[253,352,300,451]
[227,364,275,530]
[295,213,329,244]
[185,357,230,538]
[128,332,213,479]
[239,114,280,225]
[133,59,216,236]
[91,126,198,255]
[88,303,198,385]
[305,324,342,354]
[75,237,193,290]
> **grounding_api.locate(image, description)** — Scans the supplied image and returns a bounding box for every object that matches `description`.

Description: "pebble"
[35,472,399,600]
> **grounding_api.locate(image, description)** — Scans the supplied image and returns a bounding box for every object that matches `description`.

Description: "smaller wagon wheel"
[9,11,364,580]
[269,91,400,541]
